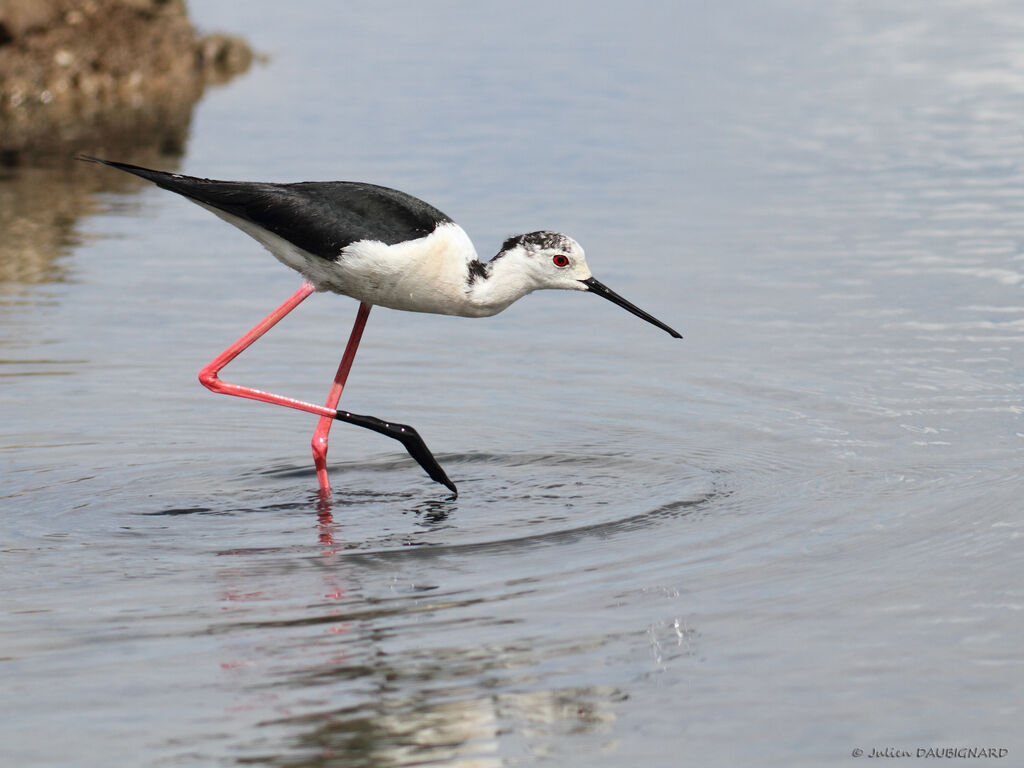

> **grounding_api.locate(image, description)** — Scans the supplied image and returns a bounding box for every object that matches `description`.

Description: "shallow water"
[2,1,1022,765]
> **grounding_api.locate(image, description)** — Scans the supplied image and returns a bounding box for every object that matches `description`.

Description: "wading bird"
[82,156,681,498]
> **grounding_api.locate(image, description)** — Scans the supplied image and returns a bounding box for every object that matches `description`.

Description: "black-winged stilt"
[82,155,681,498]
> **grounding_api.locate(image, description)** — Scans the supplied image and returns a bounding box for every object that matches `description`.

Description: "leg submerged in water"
[311,302,371,496]
[197,284,456,495]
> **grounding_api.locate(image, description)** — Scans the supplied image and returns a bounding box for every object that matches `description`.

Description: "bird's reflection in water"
[316,494,339,552]
[255,682,621,767]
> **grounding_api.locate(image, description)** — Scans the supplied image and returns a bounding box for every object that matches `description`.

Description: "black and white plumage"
[82,155,681,497]
[81,156,682,337]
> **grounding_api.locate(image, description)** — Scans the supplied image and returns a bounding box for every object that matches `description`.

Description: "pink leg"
[198,286,454,495]
[312,302,371,496]
[198,282,337,419]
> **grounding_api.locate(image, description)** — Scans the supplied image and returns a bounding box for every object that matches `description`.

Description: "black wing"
[80,156,453,260]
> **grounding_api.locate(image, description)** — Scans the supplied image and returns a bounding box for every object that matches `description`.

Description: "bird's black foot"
[334,410,457,497]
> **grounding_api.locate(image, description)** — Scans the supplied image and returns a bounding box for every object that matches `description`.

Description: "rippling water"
[3,1,1022,765]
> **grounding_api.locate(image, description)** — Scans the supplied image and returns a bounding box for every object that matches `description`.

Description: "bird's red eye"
[552,254,570,268]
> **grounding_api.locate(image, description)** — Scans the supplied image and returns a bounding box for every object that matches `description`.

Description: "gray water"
[2,1,1022,766]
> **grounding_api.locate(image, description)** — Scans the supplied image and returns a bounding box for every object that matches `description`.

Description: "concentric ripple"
[146,450,721,554]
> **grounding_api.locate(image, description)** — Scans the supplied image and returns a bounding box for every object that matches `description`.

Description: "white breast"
[330,223,486,316]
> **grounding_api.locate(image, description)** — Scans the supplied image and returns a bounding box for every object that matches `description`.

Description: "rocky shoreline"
[0,0,253,164]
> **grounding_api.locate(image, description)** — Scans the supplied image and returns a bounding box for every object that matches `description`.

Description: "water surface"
[2,1,1022,766]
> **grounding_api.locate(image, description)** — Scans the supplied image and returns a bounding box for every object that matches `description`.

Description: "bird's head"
[497,230,681,338]
[498,231,592,290]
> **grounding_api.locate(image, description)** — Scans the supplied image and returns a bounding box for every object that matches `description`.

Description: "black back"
[81,156,454,260]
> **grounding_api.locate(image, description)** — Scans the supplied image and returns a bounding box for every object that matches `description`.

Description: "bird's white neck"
[463,251,541,317]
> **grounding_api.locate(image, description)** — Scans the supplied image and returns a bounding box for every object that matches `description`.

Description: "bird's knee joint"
[198,368,223,392]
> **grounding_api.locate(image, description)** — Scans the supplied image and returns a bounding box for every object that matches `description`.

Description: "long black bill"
[581,277,682,338]
[334,410,458,497]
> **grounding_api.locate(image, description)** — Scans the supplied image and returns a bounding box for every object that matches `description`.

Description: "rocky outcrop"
[0,0,252,163]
